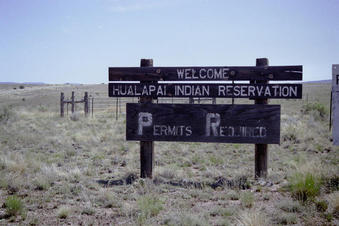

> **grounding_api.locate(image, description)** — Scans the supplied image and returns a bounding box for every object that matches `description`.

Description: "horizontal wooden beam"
[126,103,280,144]
[109,83,302,99]
[109,66,302,81]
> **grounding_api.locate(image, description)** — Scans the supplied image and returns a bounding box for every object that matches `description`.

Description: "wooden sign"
[109,66,302,81]
[332,64,339,145]
[126,103,281,144]
[109,83,302,99]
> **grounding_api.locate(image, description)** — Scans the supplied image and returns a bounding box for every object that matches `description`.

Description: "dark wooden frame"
[109,65,302,81]
[108,58,303,179]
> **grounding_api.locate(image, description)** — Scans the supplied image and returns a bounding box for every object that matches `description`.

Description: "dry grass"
[0,83,338,225]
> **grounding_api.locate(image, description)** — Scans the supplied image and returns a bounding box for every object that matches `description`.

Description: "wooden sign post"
[108,58,303,179]
[254,58,269,178]
[332,64,339,145]
[139,59,154,178]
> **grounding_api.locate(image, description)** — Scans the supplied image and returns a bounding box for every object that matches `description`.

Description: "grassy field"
[0,83,338,225]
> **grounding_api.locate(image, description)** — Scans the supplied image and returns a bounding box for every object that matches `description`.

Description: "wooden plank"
[126,103,281,144]
[332,64,339,146]
[84,92,89,116]
[109,83,302,99]
[109,65,302,81]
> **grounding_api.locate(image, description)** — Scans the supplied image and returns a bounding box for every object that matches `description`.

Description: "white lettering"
[199,69,207,79]
[138,112,152,135]
[218,85,225,96]
[177,69,185,79]
[206,113,220,136]
[248,85,255,97]
[290,86,297,97]
[264,86,271,96]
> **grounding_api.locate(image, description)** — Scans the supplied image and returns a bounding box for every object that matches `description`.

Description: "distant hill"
[0,82,45,85]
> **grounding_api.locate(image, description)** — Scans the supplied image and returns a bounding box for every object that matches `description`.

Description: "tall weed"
[288,172,321,202]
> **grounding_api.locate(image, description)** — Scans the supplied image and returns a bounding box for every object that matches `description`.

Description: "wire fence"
[91,97,217,119]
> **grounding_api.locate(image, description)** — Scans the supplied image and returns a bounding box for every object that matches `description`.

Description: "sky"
[0,0,338,84]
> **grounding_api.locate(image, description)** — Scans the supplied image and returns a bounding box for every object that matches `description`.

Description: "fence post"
[119,97,121,114]
[84,92,89,116]
[71,91,75,113]
[116,98,118,120]
[140,59,154,178]
[92,97,94,118]
[330,91,333,131]
[254,58,269,179]
[60,92,64,117]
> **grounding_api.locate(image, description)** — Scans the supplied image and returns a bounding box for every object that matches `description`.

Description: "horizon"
[1,0,338,84]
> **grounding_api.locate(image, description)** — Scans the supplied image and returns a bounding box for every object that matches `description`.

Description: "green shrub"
[323,213,333,222]
[277,200,302,213]
[316,200,328,212]
[95,191,121,208]
[275,213,297,225]
[288,172,321,202]
[240,191,254,208]
[210,207,234,217]
[302,102,328,119]
[209,155,224,165]
[57,206,71,219]
[0,106,14,123]
[137,195,163,223]
[5,195,24,217]
[228,191,240,200]
[81,206,95,215]
[38,104,47,112]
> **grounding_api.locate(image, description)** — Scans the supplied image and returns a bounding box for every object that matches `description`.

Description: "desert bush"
[240,191,254,208]
[33,175,51,191]
[316,200,328,212]
[70,112,81,121]
[57,206,72,219]
[322,174,339,192]
[81,206,95,215]
[37,104,47,112]
[0,157,6,170]
[19,85,24,89]
[209,155,224,165]
[5,195,25,217]
[288,172,321,202]
[0,105,14,123]
[163,212,208,226]
[158,167,177,179]
[209,207,235,217]
[329,191,339,217]
[274,213,297,225]
[236,210,269,226]
[301,102,328,119]
[228,191,240,200]
[281,125,299,143]
[137,195,163,223]
[277,199,302,213]
[95,191,121,208]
